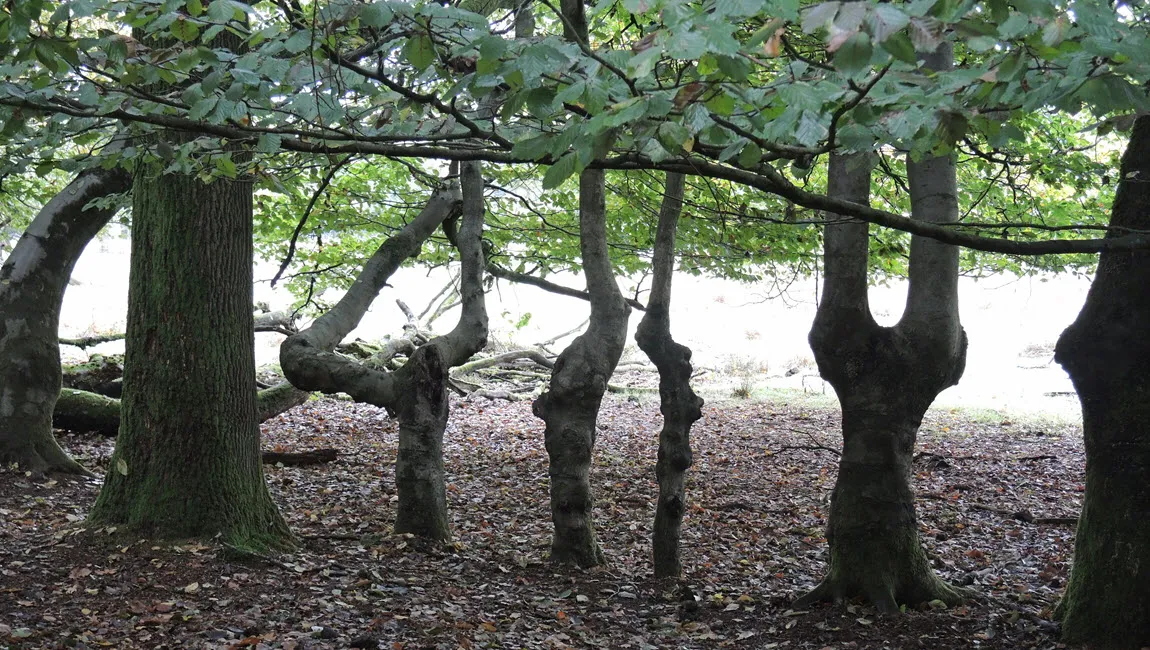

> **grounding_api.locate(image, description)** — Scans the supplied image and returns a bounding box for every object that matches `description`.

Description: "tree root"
[794,572,971,613]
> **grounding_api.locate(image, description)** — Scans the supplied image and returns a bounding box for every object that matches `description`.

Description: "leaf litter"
[1,394,1083,649]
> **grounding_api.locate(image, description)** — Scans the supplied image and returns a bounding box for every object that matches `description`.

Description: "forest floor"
[1,388,1085,650]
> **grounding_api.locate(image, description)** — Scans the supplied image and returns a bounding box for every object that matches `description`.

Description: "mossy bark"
[88,134,290,550]
[53,382,308,436]
[0,155,128,475]
[1052,116,1150,649]
[534,170,631,567]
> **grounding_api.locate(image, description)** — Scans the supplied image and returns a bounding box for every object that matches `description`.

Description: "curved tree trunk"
[799,71,969,610]
[88,132,290,550]
[392,162,489,539]
[634,172,703,578]
[52,382,308,436]
[0,150,129,475]
[533,169,631,567]
[1052,116,1150,649]
[280,178,488,541]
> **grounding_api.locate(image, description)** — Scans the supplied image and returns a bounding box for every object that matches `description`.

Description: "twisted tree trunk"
[0,146,129,475]
[88,130,290,550]
[799,59,969,608]
[533,170,631,567]
[634,172,702,578]
[1053,116,1150,649]
[280,174,488,540]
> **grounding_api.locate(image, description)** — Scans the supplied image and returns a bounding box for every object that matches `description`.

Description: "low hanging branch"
[486,263,646,312]
[452,349,555,376]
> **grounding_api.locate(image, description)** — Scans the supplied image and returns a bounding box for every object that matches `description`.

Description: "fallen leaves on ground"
[0,394,1082,649]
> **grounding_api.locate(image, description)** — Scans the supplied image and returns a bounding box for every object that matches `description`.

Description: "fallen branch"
[968,503,1079,526]
[261,448,338,466]
[453,349,555,375]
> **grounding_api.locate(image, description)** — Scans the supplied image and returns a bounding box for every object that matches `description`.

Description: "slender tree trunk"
[800,85,969,609]
[1052,116,1150,649]
[634,172,702,578]
[88,134,290,550]
[534,170,631,567]
[392,162,489,539]
[0,152,129,475]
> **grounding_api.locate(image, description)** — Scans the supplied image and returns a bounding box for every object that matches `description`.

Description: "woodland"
[0,0,1148,649]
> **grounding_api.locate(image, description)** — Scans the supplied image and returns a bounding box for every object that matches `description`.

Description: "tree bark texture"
[801,108,968,610]
[280,173,487,541]
[634,172,702,579]
[52,382,307,436]
[533,169,631,567]
[0,153,129,474]
[392,162,489,539]
[88,135,290,550]
[1053,116,1150,650]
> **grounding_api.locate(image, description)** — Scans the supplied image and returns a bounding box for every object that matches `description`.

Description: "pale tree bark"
[1053,115,1150,649]
[798,46,969,612]
[634,172,703,578]
[88,131,290,550]
[281,172,488,540]
[533,170,632,566]
[0,145,129,475]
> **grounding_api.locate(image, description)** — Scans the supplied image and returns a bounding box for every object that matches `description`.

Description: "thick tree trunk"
[800,96,969,610]
[0,151,129,475]
[52,382,308,436]
[88,133,290,550]
[534,170,631,567]
[1052,116,1150,649]
[634,172,702,578]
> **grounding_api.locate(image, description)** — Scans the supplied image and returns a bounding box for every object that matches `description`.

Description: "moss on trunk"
[1053,116,1150,649]
[88,133,290,551]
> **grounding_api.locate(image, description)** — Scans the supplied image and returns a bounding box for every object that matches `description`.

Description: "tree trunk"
[1052,116,1150,649]
[800,89,969,610]
[0,150,129,475]
[52,382,308,436]
[634,172,702,579]
[392,162,489,539]
[88,133,290,550]
[533,170,631,567]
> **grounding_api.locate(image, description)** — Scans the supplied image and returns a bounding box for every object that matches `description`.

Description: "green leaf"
[737,141,762,167]
[511,134,552,161]
[542,153,579,189]
[881,32,917,64]
[284,30,312,54]
[256,133,282,153]
[802,2,841,34]
[116,458,129,476]
[360,2,394,27]
[404,35,436,71]
[170,17,200,42]
[834,32,872,75]
[187,0,204,16]
[215,154,238,178]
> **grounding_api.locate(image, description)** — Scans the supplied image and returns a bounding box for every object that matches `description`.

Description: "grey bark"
[1052,115,1150,649]
[634,172,703,578]
[280,173,488,540]
[799,46,969,610]
[533,169,632,567]
[0,147,129,475]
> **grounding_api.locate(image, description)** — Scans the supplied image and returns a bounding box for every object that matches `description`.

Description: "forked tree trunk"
[392,162,489,539]
[634,172,703,578]
[1052,116,1150,649]
[533,170,631,567]
[0,150,129,475]
[280,175,487,541]
[799,93,969,610]
[88,133,290,550]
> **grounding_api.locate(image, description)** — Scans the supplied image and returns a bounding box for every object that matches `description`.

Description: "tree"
[797,45,969,612]
[87,130,290,549]
[634,171,703,578]
[1052,115,1150,649]
[0,141,128,475]
[279,169,489,540]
